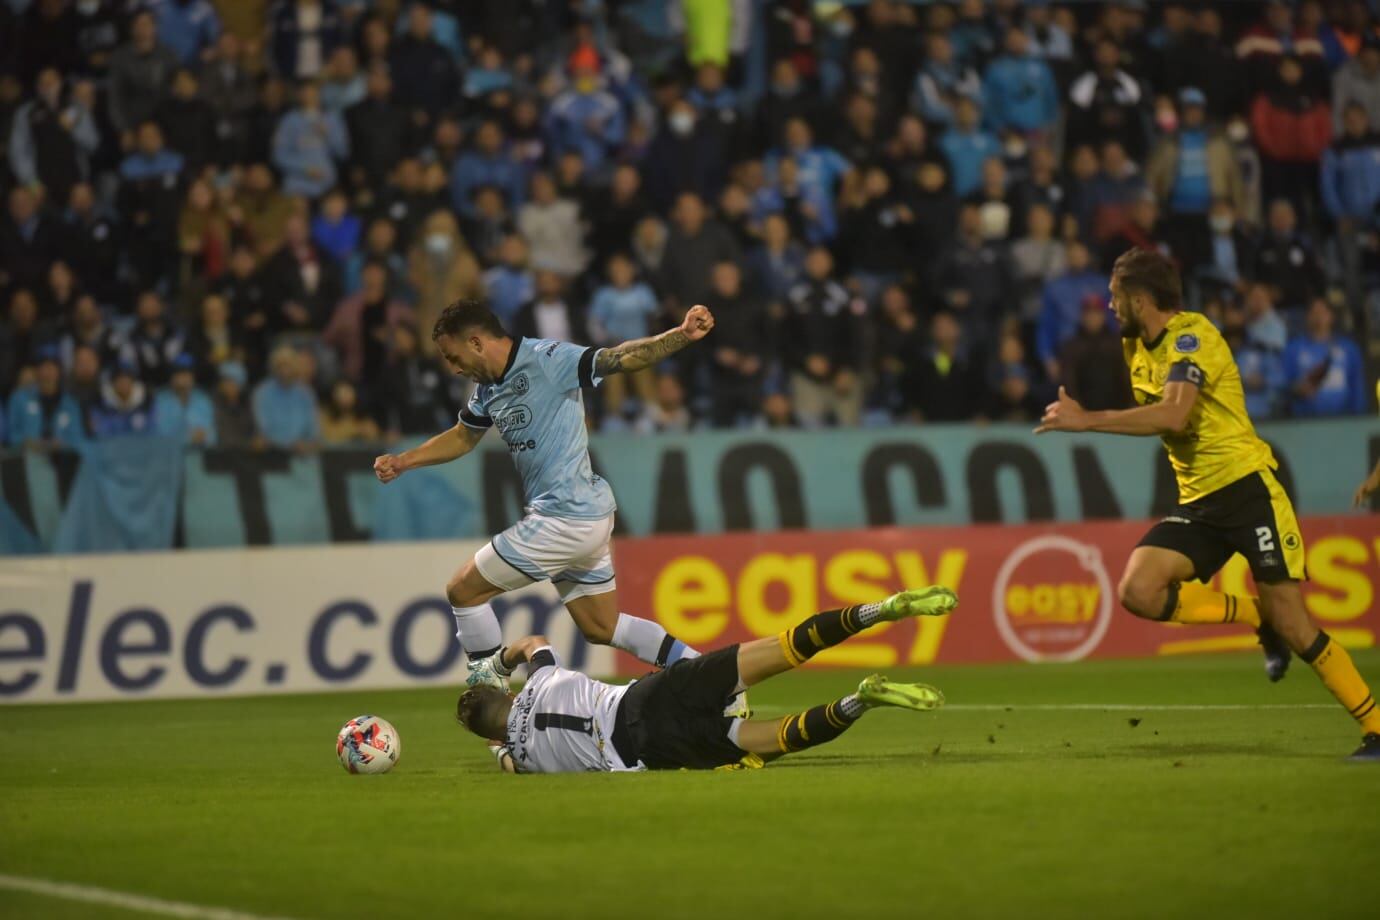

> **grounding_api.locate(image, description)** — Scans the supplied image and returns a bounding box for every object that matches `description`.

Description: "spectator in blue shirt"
[151,0,220,66]
[252,346,320,449]
[752,154,837,245]
[982,27,1060,137]
[588,251,660,417]
[118,120,185,183]
[272,81,349,199]
[913,31,982,129]
[543,46,626,173]
[482,235,535,330]
[451,120,526,218]
[1222,304,1284,420]
[90,360,155,439]
[153,353,216,446]
[6,347,87,449]
[769,117,851,209]
[464,43,514,104]
[1320,101,1380,224]
[588,251,659,345]
[940,96,1001,198]
[745,213,806,308]
[1283,299,1367,417]
[1037,242,1110,380]
[311,188,361,264]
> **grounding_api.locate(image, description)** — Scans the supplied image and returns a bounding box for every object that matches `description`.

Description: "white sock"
[452,604,502,658]
[611,613,700,667]
[852,602,887,629]
[838,694,868,718]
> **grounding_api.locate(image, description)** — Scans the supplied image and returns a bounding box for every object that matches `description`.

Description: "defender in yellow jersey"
[1037,249,1379,760]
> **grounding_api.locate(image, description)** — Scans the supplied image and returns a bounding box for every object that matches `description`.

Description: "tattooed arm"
[593,305,716,376]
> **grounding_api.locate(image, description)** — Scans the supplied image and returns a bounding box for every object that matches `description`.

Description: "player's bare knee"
[445,574,474,608]
[1117,573,1161,620]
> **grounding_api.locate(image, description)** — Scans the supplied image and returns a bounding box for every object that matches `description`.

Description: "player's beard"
[1118,311,1141,340]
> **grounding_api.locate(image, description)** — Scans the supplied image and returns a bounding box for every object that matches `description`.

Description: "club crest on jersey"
[511,372,530,395]
[1174,333,1200,354]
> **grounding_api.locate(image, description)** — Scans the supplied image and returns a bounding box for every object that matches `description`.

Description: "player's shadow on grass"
[767,752,932,768]
[911,740,1319,764]
[1104,740,1320,760]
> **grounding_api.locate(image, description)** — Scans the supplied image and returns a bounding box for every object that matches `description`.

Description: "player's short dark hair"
[457,686,512,741]
[1112,248,1182,313]
[432,299,508,341]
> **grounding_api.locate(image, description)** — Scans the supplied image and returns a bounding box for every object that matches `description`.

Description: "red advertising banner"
[610,515,1380,673]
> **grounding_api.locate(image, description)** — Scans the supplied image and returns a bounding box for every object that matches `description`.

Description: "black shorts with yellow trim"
[616,645,747,771]
[1137,470,1306,584]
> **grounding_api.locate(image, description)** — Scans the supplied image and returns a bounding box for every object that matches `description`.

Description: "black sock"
[779,607,871,665]
[776,696,864,754]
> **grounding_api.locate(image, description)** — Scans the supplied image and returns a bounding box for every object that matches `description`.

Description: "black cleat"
[1256,624,1291,682]
[1348,733,1380,761]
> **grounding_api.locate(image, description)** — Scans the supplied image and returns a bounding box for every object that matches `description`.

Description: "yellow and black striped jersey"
[1123,311,1277,503]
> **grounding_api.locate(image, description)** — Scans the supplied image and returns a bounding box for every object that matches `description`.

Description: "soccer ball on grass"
[336,715,401,774]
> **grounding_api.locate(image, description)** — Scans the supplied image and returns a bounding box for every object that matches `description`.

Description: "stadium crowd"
[0,0,1377,450]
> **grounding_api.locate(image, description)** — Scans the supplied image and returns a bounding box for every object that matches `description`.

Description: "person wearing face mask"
[8,69,99,207]
[407,209,482,351]
[642,98,727,213]
[1196,198,1258,298]
[1147,87,1245,276]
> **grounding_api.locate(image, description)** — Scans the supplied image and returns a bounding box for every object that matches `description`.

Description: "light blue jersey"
[460,337,616,520]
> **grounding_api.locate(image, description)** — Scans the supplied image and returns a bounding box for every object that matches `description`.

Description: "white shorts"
[475,512,617,602]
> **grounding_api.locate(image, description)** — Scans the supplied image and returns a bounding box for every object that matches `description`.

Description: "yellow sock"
[1301,632,1380,735]
[1168,583,1261,627]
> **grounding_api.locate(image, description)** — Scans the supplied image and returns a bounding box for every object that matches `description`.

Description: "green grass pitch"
[7,651,1380,920]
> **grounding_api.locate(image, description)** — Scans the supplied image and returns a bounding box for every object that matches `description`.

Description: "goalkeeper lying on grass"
[456,587,958,773]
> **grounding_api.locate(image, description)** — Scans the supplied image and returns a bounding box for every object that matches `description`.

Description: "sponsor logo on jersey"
[493,404,532,434]
[1174,333,1200,353]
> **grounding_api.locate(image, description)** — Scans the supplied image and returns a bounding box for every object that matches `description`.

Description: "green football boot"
[856,674,945,712]
[876,586,959,622]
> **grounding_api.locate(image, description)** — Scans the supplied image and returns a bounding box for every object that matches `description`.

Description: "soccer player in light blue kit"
[373,299,717,690]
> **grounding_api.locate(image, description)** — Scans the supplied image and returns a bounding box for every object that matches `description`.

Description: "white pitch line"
[745,702,1338,716]
[943,711,1341,717]
[0,873,300,920]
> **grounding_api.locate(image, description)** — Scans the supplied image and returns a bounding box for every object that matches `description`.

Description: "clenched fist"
[680,305,715,341]
[374,454,405,483]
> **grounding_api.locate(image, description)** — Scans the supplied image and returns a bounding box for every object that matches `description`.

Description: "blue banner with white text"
[1,419,1375,555]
